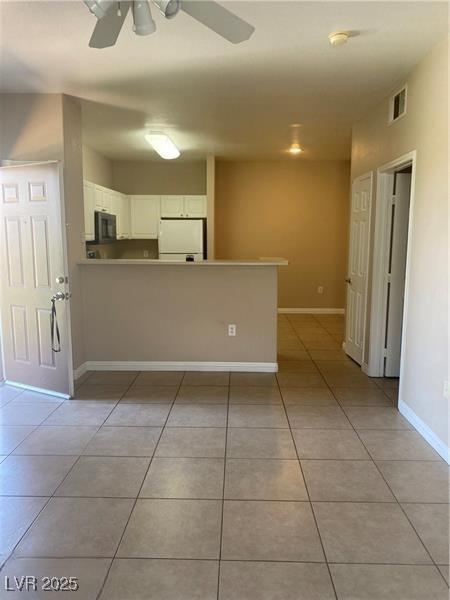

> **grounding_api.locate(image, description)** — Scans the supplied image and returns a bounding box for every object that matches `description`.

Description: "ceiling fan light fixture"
[145,133,181,159]
[133,1,157,36]
[152,0,181,19]
[84,0,114,20]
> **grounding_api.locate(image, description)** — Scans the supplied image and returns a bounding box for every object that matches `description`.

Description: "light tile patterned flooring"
[0,313,448,598]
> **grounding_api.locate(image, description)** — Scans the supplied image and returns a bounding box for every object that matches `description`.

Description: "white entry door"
[345,173,372,364]
[384,172,411,377]
[0,163,71,396]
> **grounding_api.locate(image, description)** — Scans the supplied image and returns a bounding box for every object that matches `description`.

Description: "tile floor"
[0,313,448,599]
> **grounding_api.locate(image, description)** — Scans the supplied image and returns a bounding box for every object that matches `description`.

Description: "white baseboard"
[73,363,88,380]
[361,362,369,375]
[4,380,70,400]
[75,361,278,374]
[278,308,345,314]
[398,399,449,464]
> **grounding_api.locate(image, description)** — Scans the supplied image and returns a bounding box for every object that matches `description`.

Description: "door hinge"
[386,273,392,284]
[391,195,397,205]
[383,348,388,358]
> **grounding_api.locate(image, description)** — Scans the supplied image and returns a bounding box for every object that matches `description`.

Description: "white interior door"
[345,174,372,364]
[384,172,411,377]
[0,163,71,396]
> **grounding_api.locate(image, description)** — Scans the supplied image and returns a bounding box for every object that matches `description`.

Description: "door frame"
[343,170,373,364]
[366,150,417,378]
[0,160,74,398]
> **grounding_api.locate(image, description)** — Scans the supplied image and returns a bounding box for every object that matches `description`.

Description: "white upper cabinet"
[119,193,130,239]
[130,195,160,239]
[161,196,184,218]
[83,181,95,241]
[184,195,207,218]
[84,182,205,243]
[112,192,130,240]
[161,195,207,218]
[94,185,112,213]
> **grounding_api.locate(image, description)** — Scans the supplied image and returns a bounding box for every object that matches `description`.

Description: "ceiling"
[0,1,447,161]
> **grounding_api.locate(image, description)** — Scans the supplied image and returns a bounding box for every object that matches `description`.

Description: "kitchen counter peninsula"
[76,258,287,375]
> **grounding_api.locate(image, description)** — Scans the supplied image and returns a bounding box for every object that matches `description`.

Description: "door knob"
[55,276,65,284]
[52,292,67,302]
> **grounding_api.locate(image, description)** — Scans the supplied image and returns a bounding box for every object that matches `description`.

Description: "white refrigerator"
[158,219,205,261]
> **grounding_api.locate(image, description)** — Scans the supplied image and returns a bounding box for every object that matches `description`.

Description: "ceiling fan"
[84,0,255,48]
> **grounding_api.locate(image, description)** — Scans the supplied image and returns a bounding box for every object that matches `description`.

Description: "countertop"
[78,258,288,266]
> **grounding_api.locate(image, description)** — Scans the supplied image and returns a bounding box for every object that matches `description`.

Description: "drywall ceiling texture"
[351,36,449,451]
[215,159,350,309]
[0,2,447,161]
[112,160,206,195]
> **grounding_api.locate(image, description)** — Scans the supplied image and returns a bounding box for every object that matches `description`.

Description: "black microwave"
[94,211,116,244]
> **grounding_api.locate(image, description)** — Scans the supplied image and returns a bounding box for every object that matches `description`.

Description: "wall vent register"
[389,85,407,123]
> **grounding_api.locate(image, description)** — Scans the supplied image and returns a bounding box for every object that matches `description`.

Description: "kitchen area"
[84,180,208,261]
[78,150,286,374]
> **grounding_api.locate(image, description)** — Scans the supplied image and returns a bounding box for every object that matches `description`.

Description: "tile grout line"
[275,327,339,600]
[94,370,184,600]
[0,373,143,572]
[291,315,448,587]
[216,371,231,600]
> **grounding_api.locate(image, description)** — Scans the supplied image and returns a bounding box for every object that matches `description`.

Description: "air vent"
[389,85,407,124]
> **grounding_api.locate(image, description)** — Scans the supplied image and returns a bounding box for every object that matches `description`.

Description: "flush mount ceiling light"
[288,143,303,156]
[328,31,349,46]
[145,133,180,159]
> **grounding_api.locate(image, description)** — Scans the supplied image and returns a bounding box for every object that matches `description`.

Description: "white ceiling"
[0,1,447,161]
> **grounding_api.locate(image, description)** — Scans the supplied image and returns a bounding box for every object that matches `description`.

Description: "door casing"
[366,151,417,379]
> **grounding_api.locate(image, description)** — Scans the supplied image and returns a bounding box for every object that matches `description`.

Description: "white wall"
[351,37,449,457]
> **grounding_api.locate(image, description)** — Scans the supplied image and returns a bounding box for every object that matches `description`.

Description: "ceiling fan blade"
[181,1,254,44]
[89,1,131,48]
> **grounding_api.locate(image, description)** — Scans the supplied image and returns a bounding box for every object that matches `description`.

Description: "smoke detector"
[328,31,349,46]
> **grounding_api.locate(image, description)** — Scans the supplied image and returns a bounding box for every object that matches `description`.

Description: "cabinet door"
[102,189,112,213]
[184,195,207,218]
[83,181,95,241]
[120,194,130,239]
[94,185,104,211]
[161,195,184,218]
[110,192,123,238]
[130,195,160,239]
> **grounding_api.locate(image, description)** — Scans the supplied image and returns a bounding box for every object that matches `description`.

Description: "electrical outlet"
[444,380,449,400]
[317,286,324,294]
[228,324,236,337]
[143,250,149,258]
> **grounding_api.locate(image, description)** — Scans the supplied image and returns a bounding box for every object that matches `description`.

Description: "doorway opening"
[0,161,73,398]
[367,151,416,404]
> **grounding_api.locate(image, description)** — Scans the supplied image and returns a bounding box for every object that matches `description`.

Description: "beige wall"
[62,96,85,372]
[80,264,278,364]
[215,160,350,309]
[82,144,113,187]
[352,37,449,449]
[112,160,206,195]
